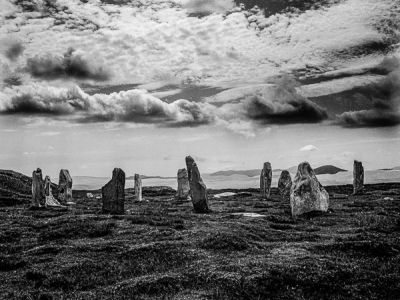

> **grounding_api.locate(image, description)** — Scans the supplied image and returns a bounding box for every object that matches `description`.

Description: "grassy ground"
[0,184,400,299]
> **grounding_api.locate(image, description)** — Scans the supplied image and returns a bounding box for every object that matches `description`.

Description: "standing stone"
[58,169,73,204]
[102,168,125,214]
[260,162,272,199]
[176,168,190,200]
[44,176,61,207]
[185,156,209,213]
[32,168,45,207]
[290,162,329,217]
[278,170,292,201]
[353,160,364,195]
[134,173,142,201]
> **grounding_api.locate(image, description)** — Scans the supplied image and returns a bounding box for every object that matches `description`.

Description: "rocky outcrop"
[176,168,190,200]
[353,160,364,195]
[290,162,329,217]
[185,156,209,213]
[278,170,292,201]
[58,169,73,204]
[32,168,45,207]
[102,168,125,214]
[134,174,142,201]
[260,162,272,199]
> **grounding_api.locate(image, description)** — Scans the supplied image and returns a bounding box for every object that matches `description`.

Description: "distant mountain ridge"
[209,165,347,177]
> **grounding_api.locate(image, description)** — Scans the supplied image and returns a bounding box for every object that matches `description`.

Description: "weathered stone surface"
[102,168,125,214]
[260,162,272,199]
[278,170,292,201]
[176,168,190,200]
[134,174,142,201]
[32,168,45,207]
[353,160,364,195]
[58,169,73,204]
[185,156,209,213]
[44,176,61,207]
[290,162,329,217]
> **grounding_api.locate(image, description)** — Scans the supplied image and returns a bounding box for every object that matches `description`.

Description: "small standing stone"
[102,168,125,214]
[44,176,61,207]
[58,169,73,204]
[32,168,45,207]
[278,170,292,201]
[290,162,329,217]
[185,156,209,213]
[176,168,190,200]
[353,160,364,195]
[134,173,142,201]
[260,162,272,199]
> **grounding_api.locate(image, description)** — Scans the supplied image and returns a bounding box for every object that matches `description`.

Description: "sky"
[0,0,399,178]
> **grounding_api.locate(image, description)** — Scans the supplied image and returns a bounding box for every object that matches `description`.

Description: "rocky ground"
[0,184,400,299]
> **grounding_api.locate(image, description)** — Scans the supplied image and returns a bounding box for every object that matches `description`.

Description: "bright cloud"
[299,145,319,152]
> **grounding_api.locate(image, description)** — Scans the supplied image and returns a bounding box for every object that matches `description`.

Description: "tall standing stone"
[290,162,329,217]
[58,169,73,204]
[32,168,45,207]
[278,170,292,201]
[353,160,364,195]
[134,173,142,201]
[185,156,209,213]
[102,168,125,214]
[176,168,190,200]
[260,162,272,199]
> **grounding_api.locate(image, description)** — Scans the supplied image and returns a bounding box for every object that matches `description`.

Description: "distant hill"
[314,165,346,175]
[209,165,346,177]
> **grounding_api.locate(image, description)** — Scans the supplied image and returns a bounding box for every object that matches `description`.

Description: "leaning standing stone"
[278,170,292,201]
[58,169,73,204]
[353,160,364,195]
[32,168,45,207]
[102,168,125,214]
[134,174,142,201]
[176,168,190,200]
[260,162,272,199]
[290,162,329,217]
[44,176,61,207]
[185,156,209,213]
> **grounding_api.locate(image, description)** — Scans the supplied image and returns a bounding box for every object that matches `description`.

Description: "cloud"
[4,41,24,61]
[180,0,235,15]
[336,56,400,128]
[0,83,214,127]
[299,145,319,152]
[26,48,110,81]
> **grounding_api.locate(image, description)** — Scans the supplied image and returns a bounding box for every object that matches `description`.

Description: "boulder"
[260,162,272,199]
[58,169,73,204]
[102,168,125,214]
[278,170,292,201]
[134,173,142,201]
[185,156,209,213]
[176,168,190,200]
[32,168,45,207]
[353,160,364,195]
[290,162,329,217]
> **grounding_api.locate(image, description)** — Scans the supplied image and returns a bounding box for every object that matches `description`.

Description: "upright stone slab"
[260,162,272,199]
[353,160,364,195]
[185,156,209,213]
[290,162,329,217]
[102,168,125,214]
[32,168,45,207]
[58,169,73,204]
[134,173,142,201]
[44,176,61,207]
[278,170,292,201]
[176,168,190,200]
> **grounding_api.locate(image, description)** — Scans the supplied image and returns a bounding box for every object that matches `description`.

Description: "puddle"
[214,192,236,198]
[231,212,266,218]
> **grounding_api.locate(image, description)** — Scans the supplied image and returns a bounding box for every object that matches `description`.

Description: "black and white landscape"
[0,0,400,299]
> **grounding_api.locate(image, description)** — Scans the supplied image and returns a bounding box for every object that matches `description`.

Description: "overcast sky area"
[0,0,399,178]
